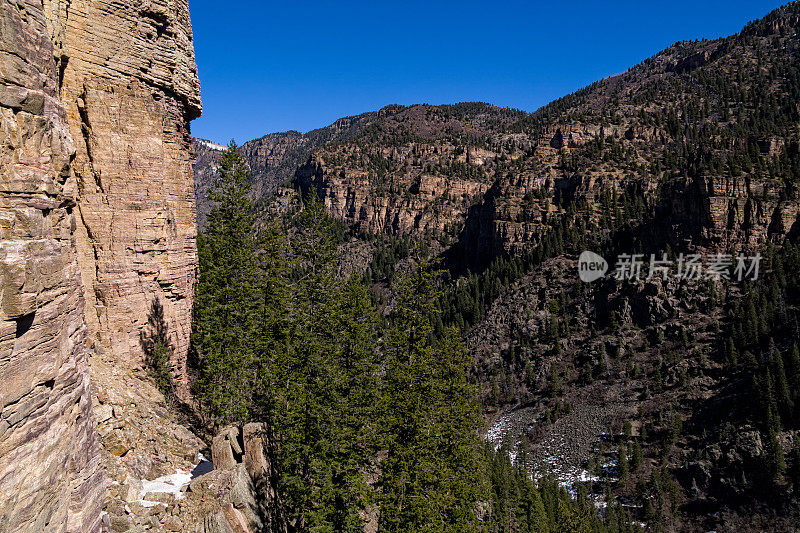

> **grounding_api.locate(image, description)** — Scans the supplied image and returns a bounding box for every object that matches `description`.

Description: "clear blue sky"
[188,0,787,143]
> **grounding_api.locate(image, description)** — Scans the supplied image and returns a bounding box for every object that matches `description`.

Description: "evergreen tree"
[379,258,485,531]
[273,196,380,531]
[192,142,262,423]
[252,219,290,419]
[763,421,786,486]
[140,298,174,396]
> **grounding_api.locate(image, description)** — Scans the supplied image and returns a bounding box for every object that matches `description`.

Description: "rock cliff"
[0,0,203,531]
[0,0,105,530]
[58,0,202,391]
[193,110,381,228]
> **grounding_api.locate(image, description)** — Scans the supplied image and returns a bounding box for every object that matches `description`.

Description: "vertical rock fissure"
[75,88,103,194]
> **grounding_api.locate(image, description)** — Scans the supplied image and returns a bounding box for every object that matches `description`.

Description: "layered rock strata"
[0,1,104,530]
[59,0,202,391]
[1,0,203,531]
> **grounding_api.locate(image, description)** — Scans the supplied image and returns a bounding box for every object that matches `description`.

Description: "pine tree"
[324,273,382,530]
[769,340,793,421]
[140,298,174,396]
[273,196,379,531]
[192,141,262,423]
[789,343,800,424]
[618,445,629,480]
[763,419,786,485]
[724,336,739,368]
[549,362,563,397]
[379,258,485,531]
[631,440,644,472]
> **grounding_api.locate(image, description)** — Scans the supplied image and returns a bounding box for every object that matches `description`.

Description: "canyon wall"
[0,0,202,531]
[0,1,105,530]
[57,0,202,390]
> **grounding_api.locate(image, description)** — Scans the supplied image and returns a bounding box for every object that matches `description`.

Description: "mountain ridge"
[191,3,800,529]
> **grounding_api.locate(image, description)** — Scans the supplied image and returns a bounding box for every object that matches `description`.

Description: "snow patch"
[196,139,227,151]
[137,470,191,504]
[135,453,210,507]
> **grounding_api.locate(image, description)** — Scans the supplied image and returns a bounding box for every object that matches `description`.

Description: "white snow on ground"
[486,407,540,465]
[486,407,539,451]
[137,471,191,507]
[485,413,511,447]
[136,453,208,507]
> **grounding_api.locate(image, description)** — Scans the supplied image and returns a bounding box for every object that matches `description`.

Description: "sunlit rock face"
[0,0,105,530]
[57,0,202,394]
[0,0,202,530]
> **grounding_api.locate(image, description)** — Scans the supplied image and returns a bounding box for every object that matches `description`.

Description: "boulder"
[162,515,183,531]
[243,423,270,480]
[212,425,242,470]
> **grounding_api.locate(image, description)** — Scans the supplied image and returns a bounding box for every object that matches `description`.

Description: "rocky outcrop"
[193,109,385,229]
[239,132,307,198]
[182,424,284,533]
[92,358,207,531]
[297,154,490,238]
[0,1,104,530]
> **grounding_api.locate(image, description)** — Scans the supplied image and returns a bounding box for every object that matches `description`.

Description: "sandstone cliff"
[58,0,202,392]
[1,0,205,531]
[193,109,383,228]
[0,1,104,530]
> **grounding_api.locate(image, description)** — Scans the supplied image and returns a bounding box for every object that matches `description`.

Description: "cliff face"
[291,104,525,246]
[239,131,307,198]
[0,0,202,531]
[0,1,104,531]
[58,0,201,391]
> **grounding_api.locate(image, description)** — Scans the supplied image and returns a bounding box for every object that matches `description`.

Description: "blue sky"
[188,0,787,143]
